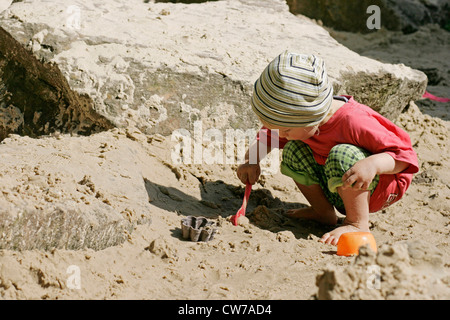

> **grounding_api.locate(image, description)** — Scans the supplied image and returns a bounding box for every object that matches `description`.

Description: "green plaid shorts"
[280,141,380,212]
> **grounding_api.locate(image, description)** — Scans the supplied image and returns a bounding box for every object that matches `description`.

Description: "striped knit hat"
[251,51,333,127]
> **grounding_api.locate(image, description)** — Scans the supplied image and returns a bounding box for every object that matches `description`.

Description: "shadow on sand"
[144,178,335,241]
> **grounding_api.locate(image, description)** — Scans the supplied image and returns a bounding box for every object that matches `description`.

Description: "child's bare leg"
[320,187,370,245]
[284,182,338,225]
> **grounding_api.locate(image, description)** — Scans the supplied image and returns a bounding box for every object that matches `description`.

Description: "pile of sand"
[316,241,449,300]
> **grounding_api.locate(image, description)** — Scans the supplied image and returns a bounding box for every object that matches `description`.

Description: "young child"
[237,51,419,246]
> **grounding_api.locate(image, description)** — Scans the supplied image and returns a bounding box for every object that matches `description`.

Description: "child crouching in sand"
[237,51,419,245]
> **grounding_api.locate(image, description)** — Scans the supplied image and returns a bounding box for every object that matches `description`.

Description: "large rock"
[0,129,153,251]
[287,0,450,34]
[0,0,427,137]
[0,26,113,141]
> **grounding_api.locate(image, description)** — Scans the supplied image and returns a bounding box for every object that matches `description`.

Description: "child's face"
[261,120,319,141]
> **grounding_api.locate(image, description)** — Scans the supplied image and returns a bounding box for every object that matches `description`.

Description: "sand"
[1,105,448,299]
[0,100,448,299]
[0,11,449,300]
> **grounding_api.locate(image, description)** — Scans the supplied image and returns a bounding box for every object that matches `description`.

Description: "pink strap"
[423,91,450,103]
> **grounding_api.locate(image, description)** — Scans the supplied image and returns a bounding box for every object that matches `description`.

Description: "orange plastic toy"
[337,232,377,256]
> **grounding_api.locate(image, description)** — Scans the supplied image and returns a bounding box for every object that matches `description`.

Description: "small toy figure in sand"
[237,51,419,246]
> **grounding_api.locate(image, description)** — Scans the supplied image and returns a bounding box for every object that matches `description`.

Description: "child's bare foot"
[319,221,370,246]
[284,207,337,225]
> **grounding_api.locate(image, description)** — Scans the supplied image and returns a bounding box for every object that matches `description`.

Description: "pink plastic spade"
[230,182,252,226]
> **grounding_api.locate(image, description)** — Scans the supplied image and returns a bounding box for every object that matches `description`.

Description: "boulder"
[287,0,450,34]
[0,0,427,138]
[0,130,153,251]
[0,26,113,141]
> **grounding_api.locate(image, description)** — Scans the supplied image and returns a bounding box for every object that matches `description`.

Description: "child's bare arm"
[244,132,277,164]
[341,153,409,190]
[237,137,275,184]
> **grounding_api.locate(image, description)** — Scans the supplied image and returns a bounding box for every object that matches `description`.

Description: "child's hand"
[341,158,377,190]
[342,153,409,190]
[237,163,261,185]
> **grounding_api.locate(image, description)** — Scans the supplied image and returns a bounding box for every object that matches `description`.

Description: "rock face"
[0,26,113,141]
[0,0,427,139]
[287,0,450,34]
